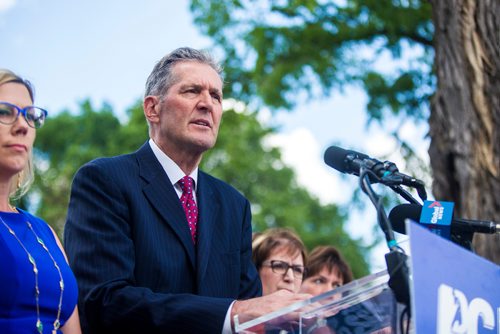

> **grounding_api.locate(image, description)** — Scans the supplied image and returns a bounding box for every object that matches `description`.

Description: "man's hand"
[231,290,312,330]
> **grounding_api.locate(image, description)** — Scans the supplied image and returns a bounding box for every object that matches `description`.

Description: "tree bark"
[429,0,500,264]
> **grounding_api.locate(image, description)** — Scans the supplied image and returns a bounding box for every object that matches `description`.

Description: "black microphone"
[388,203,500,235]
[323,145,425,188]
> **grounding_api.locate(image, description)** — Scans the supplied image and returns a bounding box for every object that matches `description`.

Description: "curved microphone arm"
[388,185,422,205]
[358,165,412,312]
[359,167,397,250]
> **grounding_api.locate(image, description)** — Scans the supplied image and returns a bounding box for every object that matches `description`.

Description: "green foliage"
[190,0,434,122]
[28,99,369,277]
[189,0,436,273]
[203,108,369,277]
[31,99,149,235]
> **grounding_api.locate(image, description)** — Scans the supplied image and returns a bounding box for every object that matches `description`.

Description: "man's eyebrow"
[179,83,201,90]
[179,83,222,95]
[209,87,223,96]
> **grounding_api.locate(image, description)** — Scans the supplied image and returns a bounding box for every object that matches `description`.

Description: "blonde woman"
[0,69,80,334]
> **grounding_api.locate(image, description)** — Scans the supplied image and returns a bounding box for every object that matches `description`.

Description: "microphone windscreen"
[324,146,350,173]
[388,203,422,234]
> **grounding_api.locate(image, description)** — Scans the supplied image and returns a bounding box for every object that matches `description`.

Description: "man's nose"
[197,91,214,109]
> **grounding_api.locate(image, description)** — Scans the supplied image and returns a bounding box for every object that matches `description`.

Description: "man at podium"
[64,47,310,334]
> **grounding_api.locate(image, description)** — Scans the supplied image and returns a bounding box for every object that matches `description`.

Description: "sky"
[1,0,428,271]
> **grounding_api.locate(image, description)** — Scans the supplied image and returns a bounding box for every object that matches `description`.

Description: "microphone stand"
[359,167,396,250]
[358,166,411,313]
[380,161,428,202]
[388,185,421,205]
[378,173,427,204]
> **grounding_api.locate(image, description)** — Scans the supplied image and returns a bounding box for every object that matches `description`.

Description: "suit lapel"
[196,172,219,284]
[135,143,196,269]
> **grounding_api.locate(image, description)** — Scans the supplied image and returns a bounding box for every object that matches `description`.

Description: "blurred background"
[3,0,497,276]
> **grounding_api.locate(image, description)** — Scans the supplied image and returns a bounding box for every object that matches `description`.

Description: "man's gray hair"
[144,47,223,98]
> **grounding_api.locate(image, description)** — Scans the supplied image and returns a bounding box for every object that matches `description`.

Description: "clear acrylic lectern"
[234,270,402,334]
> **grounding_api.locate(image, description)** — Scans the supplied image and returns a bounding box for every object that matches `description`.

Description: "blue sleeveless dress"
[0,209,78,334]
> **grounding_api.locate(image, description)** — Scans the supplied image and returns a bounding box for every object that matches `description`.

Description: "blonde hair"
[0,69,36,200]
[9,155,35,200]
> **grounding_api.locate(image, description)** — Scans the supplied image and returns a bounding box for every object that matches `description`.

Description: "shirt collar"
[148,139,198,190]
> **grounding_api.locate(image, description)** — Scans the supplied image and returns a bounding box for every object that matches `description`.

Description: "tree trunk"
[429,0,500,264]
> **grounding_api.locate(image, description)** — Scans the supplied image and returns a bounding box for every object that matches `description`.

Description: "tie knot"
[178,176,194,193]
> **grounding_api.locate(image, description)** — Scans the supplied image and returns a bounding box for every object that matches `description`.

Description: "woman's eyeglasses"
[262,260,306,279]
[0,101,48,129]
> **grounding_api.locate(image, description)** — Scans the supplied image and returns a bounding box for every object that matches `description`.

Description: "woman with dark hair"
[0,69,80,333]
[300,245,353,296]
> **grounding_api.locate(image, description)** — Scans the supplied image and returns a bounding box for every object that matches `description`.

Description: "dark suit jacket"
[64,143,262,334]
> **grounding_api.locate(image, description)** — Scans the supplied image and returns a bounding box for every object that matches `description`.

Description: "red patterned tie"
[178,176,198,243]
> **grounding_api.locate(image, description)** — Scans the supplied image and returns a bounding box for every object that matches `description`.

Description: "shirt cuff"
[222,300,237,334]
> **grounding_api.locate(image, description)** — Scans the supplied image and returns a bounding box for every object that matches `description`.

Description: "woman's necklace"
[0,212,65,334]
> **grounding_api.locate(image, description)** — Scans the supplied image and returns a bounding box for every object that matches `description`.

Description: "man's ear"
[143,96,160,123]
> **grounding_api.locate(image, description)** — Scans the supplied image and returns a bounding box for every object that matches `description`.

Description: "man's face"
[152,61,223,157]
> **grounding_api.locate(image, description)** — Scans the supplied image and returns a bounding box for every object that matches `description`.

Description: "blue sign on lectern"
[408,221,500,334]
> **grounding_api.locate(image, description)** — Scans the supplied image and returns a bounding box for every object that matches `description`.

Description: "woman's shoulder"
[16,208,65,254]
[16,208,54,236]
[16,208,45,223]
